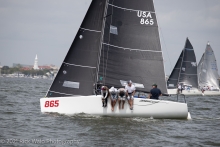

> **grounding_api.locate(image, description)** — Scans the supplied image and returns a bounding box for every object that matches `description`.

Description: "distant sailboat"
[167,38,199,95]
[197,42,220,95]
[40,0,189,119]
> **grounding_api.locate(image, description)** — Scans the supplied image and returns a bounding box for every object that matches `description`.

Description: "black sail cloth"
[167,38,198,89]
[46,0,107,97]
[47,0,168,97]
[98,0,167,94]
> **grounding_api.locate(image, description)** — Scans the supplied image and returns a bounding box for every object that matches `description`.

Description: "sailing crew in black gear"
[148,84,162,100]
[101,86,109,107]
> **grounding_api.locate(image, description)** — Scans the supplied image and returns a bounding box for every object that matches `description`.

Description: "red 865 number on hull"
[44,100,59,107]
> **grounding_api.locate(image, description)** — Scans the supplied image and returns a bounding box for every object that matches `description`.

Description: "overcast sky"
[0,0,219,75]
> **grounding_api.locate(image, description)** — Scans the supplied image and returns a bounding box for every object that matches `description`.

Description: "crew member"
[178,84,183,94]
[210,86,214,91]
[109,86,118,111]
[101,86,109,107]
[202,86,206,94]
[118,88,126,109]
[125,80,136,110]
[148,84,162,100]
[207,86,210,91]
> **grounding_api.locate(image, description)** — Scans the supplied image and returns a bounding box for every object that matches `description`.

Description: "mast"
[95,0,109,87]
[177,42,186,86]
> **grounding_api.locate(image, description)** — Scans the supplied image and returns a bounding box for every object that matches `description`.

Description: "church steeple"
[33,54,39,70]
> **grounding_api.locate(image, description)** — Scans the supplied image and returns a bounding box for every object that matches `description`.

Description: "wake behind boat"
[40,0,190,119]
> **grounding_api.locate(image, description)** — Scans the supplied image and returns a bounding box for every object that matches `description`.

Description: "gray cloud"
[0,0,219,75]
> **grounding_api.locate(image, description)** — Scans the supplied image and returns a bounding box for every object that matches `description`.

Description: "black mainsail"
[98,0,167,94]
[197,42,219,90]
[47,0,167,97]
[167,38,198,89]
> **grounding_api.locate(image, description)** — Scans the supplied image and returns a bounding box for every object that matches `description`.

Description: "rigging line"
[104,0,115,85]
[101,0,110,85]
[157,18,173,74]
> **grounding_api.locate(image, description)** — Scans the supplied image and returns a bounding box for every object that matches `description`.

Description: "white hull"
[168,89,220,96]
[40,95,189,119]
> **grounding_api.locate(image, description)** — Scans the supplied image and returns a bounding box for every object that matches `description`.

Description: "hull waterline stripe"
[103,43,162,53]
[63,62,96,69]
[80,27,101,33]
[108,3,155,13]
[49,91,73,96]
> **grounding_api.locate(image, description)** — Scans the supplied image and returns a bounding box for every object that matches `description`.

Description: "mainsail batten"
[102,43,162,52]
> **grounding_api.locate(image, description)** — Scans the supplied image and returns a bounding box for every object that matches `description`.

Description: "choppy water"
[0,77,220,147]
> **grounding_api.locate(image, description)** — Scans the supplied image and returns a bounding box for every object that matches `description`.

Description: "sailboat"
[197,42,220,95]
[167,38,200,95]
[40,0,190,119]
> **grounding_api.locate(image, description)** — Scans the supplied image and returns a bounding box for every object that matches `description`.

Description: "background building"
[33,54,39,70]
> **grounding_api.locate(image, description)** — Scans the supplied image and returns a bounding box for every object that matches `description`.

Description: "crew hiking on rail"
[101,82,162,111]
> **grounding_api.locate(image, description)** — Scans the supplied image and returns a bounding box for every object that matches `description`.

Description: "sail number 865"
[140,18,154,25]
[44,100,59,107]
